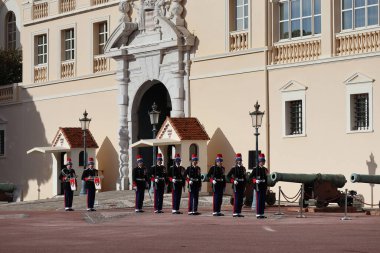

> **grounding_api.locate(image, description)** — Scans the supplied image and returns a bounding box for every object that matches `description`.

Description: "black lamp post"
[149,102,160,164]
[249,101,265,188]
[79,110,91,195]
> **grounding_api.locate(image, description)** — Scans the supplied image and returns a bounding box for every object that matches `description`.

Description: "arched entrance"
[136,82,172,167]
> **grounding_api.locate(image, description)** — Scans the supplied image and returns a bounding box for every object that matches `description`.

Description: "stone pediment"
[344,73,375,85]
[104,0,195,55]
[280,80,308,92]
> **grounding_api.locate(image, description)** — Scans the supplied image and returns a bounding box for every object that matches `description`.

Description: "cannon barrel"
[0,183,16,193]
[268,172,347,188]
[350,173,380,184]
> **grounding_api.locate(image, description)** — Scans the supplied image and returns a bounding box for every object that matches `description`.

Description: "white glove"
[172,179,176,183]
[234,180,238,185]
[189,180,193,185]
[212,180,217,185]
[154,178,159,183]
[132,186,137,191]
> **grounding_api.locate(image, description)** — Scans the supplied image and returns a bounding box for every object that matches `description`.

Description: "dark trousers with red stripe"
[63,183,73,208]
[86,183,96,209]
[135,183,145,210]
[213,183,224,213]
[233,183,245,214]
[154,182,165,211]
[256,188,267,215]
[172,183,182,211]
[188,184,199,212]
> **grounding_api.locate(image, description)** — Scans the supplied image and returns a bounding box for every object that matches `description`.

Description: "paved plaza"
[0,191,379,253]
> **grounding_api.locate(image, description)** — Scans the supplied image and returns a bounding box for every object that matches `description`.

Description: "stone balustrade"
[34,65,48,83]
[93,55,108,73]
[93,0,109,5]
[61,60,75,79]
[229,30,249,52]
[336,29,380,56]
[60,0,76,13]
[33,1,49,19]
[272,39,321,64]
[0,84,18,104]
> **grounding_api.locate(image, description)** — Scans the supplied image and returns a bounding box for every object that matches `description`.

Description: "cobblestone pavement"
[1,190,380,253]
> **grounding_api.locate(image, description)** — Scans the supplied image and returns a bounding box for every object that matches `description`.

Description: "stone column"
[115,56,130,190]
[169,71,185,118]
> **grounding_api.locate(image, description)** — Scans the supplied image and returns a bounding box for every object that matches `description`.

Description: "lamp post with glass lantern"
[249,101,265,191]
[149,103,160,193]
[79,110,91,195]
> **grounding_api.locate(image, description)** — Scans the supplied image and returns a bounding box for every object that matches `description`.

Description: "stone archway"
[105,0,195,190]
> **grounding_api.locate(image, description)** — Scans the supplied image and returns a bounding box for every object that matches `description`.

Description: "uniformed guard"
[227,153,247,217]
[184,154,202,215]
[249,153,268,219]
[81,157,98,211]
[168,153,185,214]
[207,154,226,216]
[132,155,149,213]
[59,158,76,211]
[150,153,167,213]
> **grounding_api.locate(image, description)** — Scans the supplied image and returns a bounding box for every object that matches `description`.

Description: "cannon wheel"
[316,201,329,208]
[338,197,346,208]
[266,191,276,206]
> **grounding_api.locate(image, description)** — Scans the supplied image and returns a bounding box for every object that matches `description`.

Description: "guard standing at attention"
[59,158,76,211]
[184,154,202,215]
[168,153,185,214]
[150,153,167,213]
[227,153,247,217]
[81,157,98,211]
[132,155,149,213]
[207,154,226,216]
[249,153,268,219]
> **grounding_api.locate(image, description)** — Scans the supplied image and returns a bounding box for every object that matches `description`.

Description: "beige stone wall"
[268,56,380,204]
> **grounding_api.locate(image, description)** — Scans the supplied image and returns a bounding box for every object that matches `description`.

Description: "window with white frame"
[36,34,48,65]
[279,0,321,40]
[345,73,373,133]
[6,12,16,50]
[98,22,108,55]
[281,81,307,137]
[236,0,249,31]
[342,0,379,30]
[63,28,75,61]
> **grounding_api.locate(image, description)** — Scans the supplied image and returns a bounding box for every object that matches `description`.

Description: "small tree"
[0,49,22,86]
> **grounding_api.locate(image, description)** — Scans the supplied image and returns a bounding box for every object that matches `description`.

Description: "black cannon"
[350,173,380,184]
[0,183,16,202]
[268,172,349,208]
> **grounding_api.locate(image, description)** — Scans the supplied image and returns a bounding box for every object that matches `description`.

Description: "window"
[342,0,379,30]
[281,81,307,137]
[236,0,249,31]
[286,100,303,135]
[36,34,48,65]
[279,0,321,40]
[63,29,75,61]
[345,73,373,133]
[6,12,16,50]
[98,22,108,55]
[189,144,198,161]
[351,94,369,130]
[0,129,4,157]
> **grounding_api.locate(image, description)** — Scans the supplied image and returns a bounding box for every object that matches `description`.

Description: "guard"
[132,155,149,213]
[249,153,268,219]
[150,153,167,213]
[168,153,185,214]
[59,158,76,211]
[207,154,226,216]
[81,157,98,211]
[227,153,247,217]
[184,154,202,215]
